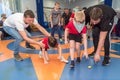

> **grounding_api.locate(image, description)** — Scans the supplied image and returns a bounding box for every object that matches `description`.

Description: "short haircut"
[1,14,6,18]
[55,2,60,5]
[64,8,69,10]
[48,36,57,48]
[89,7,103,20]
[2,16,7,19]
[74,11,85,22]
[24,10,35,18]
[82,7,87,10]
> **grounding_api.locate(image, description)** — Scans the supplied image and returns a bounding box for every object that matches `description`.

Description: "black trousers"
[92,25,113,57]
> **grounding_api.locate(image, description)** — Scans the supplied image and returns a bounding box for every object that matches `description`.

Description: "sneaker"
[39,51,42,58]
[14,54,23,61]
[26,45,35,49]
[88,51,95,57]
[102,57,110,66]
[60,56,68,63]
[70,61,74,68]
[76,57,81,63]
[88,36,90,39]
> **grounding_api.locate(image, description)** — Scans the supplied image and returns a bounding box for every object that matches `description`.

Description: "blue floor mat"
[60,57,120,80]
[0,58,37,80]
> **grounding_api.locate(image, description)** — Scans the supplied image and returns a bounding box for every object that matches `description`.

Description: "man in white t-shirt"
[3,10,50,61]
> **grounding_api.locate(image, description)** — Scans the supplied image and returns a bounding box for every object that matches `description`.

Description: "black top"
[0,20,3,26]
[85,4,116,31]
[62,12,71,25]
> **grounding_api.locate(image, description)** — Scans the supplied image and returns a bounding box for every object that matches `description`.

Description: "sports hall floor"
[0,33,120,80]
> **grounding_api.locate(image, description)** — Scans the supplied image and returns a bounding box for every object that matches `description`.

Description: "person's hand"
[65,40,68,44]
[94,53,100,63]
[38,42,45,48]
[51,23,53,28]
[58,23,61,26]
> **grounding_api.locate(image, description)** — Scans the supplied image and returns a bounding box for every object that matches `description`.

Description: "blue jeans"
[51,24,62,39]
[3,26,31,54]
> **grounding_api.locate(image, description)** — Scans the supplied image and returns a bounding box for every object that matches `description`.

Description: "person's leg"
[25,30,35,49]
[42,48,48,64]
[102,27,114,66]
[3,26,23,61]
[45,51,49,61]
[69,40,75,67]
[57,25,62,40]
[116,19,120,37]
[51,25,56,37]
[75,42,81,63]
[102,32,111,66]
[89,26,100,56]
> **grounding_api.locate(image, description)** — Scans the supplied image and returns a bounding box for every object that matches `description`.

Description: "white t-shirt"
[4,13,38,31]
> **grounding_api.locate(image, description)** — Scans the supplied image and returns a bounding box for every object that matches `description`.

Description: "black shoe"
[26,45,35,49]
[14,54,23,61]
[88,52,95,57]
[70,61,74,68]
[102,57,110,66]
[76,57,81,63]
[88,36,90,39]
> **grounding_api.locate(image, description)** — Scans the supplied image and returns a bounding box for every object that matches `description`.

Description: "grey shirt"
[51,9,61,25]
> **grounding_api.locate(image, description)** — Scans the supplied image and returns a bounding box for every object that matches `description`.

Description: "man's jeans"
[3,26,31,54]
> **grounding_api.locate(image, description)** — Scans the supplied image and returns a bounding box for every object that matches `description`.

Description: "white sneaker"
[60,56,68,63]
[39,51,42,58]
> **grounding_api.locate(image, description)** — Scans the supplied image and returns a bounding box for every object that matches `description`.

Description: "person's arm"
[94,31,108,62]
[82,33,88,58]
[61,17,64,26]
[34,24,51,37]
[64,28,69,44]
[95,31,108,55]
[50,14,53,28]
[58,15,61,26]
[19,30,44,47]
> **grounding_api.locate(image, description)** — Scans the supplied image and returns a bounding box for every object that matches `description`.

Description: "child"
[65,11,88,68]
[50,2,63,41]
[39,36,68,64]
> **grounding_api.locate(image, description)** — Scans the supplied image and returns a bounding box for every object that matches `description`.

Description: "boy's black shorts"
[69,33,82,43]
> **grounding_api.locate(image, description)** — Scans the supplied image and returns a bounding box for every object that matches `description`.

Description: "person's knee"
[70,45,74,49]
[16,37,23,42]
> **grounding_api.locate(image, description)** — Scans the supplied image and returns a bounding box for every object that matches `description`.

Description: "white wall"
[68,0,99,9]
[112,0,120,9]
[20,0,37,17]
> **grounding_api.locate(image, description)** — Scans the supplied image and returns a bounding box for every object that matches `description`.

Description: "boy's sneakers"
[76,57,81,63]
[39,51,42,58]
[60,56,68,63]
[70,61,74,68]
[14,54,23,61]
[102,56,110,66]
[26,45,35,49]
